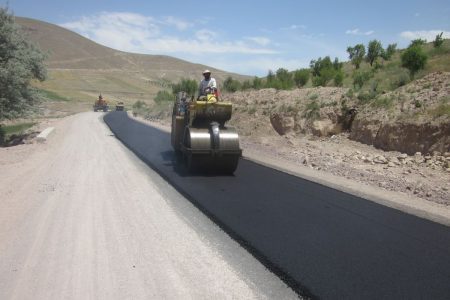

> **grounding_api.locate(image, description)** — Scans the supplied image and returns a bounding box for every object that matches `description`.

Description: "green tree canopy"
[347,44,366,69]
[366,40,383,66]
[0,7,47,120]
[275,68,294,89]
[310,56,342,87]
[401,44,428,78]
[252,76,263,89]
[223,76,241,92]
[293,68,310,87]
[382,43,397,60]
[409,39,426,47]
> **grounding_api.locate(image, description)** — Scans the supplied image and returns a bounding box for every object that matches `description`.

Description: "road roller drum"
[171,92,241,173]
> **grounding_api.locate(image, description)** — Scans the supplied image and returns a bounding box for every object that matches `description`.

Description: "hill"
[15,17,248,114]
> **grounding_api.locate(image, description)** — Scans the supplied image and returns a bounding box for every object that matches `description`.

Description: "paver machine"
[171,90,242,173]
[93,94,108,112]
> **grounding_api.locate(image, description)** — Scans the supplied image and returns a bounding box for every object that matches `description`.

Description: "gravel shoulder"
[0,112,297,299]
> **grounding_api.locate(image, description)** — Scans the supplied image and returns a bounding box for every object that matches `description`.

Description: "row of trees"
[221,32,445,94]
[347,41,397,69]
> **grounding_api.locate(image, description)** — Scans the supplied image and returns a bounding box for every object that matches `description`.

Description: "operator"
[198,70,217,99]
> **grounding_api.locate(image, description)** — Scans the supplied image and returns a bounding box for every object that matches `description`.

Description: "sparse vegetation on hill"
[10,16,247,117]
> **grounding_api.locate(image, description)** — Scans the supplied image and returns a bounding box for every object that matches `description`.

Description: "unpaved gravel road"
[0,112,297,300]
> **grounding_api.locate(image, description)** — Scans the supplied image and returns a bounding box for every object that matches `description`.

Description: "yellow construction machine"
[171,90,241,173]
[93,94,109,112]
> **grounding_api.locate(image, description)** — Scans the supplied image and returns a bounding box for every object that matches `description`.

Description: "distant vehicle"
[93,94,108,112]
[171,90,241,174]
[115,102,125,111]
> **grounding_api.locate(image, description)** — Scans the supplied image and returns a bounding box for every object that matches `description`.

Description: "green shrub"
[357,90,377,103]
[352,70,372,89]
[154,90,173,103]
[0,7,47,120]
[414,100,422,108]
[223,76,242,92]
[293,69,310,87]
[309,93,319,100]
[304,101,320,119]
[334,70,344,87]
[172,78,198,96]
[392,72,410,88]
[433,32,444,48]
[372,95,394,109]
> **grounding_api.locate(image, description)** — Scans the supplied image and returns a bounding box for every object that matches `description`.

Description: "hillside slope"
[15,17,248,113]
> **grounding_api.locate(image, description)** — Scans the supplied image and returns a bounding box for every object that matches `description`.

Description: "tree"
[266,70,276,88]
[334,70,344,87]
[241,80,252,90]
[223,76,241,92]
[366,40,383,66]
[252,76,263,89]
[310,56,339,87]
[347,44,366,69]
[401,45,428,79]
[410,39,426,47]
[433,32,444,48]
[293,69,310,87]
[382,43,397,60]
[275,68,294,89]
[171,78,197,96]
[0,7,47,120]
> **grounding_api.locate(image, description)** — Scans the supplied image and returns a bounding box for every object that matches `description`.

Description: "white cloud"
[282,24,307,30]
[400,30,450,41]
[195,29,217,41]
[60,12,277,56]
[163,16,192,31]
[245,36,271,46]
[345,28,374,36]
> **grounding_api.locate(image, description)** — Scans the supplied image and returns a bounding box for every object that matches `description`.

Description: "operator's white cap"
[202,69,211,74]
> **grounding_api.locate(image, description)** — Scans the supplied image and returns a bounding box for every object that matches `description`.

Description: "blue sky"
[5,0,450,76]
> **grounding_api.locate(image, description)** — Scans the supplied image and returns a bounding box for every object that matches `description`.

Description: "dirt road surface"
[0,112,297,300]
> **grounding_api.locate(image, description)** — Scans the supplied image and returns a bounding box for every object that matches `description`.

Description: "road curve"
[104,111,450,299]
[0,112,297,300]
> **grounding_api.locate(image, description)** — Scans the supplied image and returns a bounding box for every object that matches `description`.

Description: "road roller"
[171,91,242,173]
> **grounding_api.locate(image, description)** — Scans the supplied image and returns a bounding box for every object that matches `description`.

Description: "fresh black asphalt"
[104,112,450,299]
